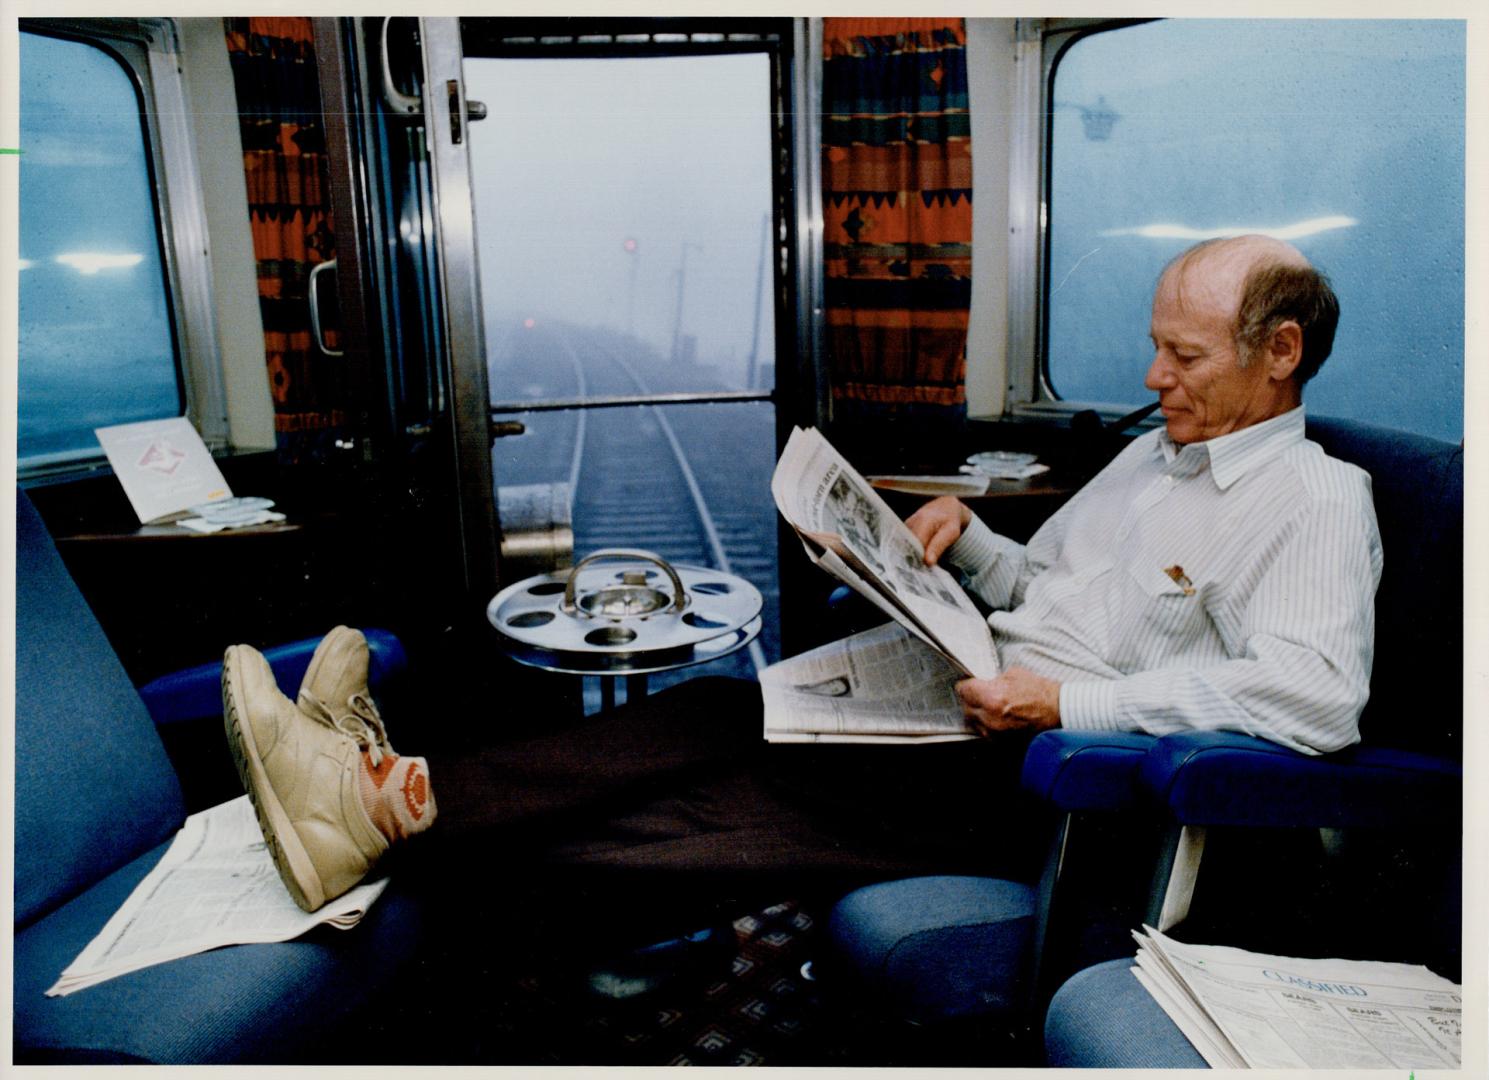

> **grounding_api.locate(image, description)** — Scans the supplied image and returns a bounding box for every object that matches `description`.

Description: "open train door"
[311,16,500,631]
[316,17,818,687]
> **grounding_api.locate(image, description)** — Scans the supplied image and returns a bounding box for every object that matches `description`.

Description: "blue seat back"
[1305,417,1463,758]
[14,490,186,929]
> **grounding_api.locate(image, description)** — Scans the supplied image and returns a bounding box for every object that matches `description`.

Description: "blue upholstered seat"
[826,876,1037,1024]
[823,417,1463,1063]
[1043,958,1206,1069]
[13,489,426,1063]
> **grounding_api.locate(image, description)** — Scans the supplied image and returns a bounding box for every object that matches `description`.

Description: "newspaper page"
[1132,926,1462,1069]
[771,427,1000,679]
[761,622,976,744]
[49,795,388,996]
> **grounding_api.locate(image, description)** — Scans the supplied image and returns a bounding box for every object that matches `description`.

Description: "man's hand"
[905,496,973,567]
[956,668,1061,736]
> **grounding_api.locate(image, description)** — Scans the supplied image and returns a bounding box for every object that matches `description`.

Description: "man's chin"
[1164,416,1198,445]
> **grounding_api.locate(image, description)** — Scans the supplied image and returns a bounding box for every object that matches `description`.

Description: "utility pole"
[623,237,639,338]
[670,241,702,364]
[745,213,769,390]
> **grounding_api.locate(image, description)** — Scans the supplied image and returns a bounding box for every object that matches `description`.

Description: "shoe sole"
[222,646,327,912]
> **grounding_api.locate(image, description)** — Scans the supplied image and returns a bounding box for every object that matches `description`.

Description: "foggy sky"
[466,53,775,387]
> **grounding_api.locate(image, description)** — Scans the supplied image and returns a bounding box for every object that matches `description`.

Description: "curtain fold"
[224,17,348,462]
[821,18,972,419]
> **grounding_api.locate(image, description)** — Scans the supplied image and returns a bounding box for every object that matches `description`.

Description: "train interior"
[7,14,1477,1068]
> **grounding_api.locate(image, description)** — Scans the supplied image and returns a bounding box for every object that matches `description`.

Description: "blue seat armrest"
[139,629,407,727]
[1021,730,1158,813]
[1138,730,1461,829]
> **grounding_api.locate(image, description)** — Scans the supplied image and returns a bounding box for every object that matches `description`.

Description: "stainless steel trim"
[795,18,828,429]
[307,259,344,357]
[1005,19,1047,413]
[420,17,501,599]
[491,389,774,415]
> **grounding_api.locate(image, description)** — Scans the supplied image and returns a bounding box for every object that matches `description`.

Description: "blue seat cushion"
[1044,957,1207,1069]
[139,628,409,727]
[1139,730,1462,829]
[14,831,428,1064]
[827,876,1036,1023]
[1020,730,1157,812]
[15,490,186,928]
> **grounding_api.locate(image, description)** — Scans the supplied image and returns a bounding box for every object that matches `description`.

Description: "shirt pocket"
[1106,562,1218,672]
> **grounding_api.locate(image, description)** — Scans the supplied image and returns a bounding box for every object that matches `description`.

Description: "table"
[488,553,765,712]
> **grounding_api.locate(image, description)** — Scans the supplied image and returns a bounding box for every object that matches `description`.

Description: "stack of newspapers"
[49,796,388,996]
[1132,926,1462,1069]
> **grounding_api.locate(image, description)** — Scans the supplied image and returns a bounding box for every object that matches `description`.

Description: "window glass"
[1046,20,1464,443]
[465,54,777,398]
[18,31,181,462]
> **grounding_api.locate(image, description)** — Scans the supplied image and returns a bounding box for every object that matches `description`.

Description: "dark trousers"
[414,676,1047,946]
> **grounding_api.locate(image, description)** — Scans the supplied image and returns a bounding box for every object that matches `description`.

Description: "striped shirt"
[945,407,1382,755]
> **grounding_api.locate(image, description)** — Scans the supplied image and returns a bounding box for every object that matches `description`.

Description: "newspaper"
[761,622,977,744]
[1131,925,1462,1069]
[49,795,388,996]
[771,426,1000,680]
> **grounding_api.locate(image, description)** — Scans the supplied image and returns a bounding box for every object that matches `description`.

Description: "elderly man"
[223,234,1380,921]
[909,233,1380,756]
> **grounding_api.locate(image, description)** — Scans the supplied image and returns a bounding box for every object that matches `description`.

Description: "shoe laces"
[298,689,396,768]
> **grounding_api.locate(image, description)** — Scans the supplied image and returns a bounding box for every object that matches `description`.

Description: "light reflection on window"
[1046,20,1464,443]
[18,31,181,462]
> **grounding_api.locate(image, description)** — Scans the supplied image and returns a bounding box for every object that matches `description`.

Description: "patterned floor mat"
[473,899,846,1066]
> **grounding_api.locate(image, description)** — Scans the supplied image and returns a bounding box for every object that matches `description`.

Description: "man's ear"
[1265,321,1303,382]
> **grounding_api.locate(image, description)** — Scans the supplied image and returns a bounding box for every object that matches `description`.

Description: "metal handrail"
[490,388,775,416]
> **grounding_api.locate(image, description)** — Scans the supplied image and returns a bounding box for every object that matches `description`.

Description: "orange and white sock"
[358,753,437,841]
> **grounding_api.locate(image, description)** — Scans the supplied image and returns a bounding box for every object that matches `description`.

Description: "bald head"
[1158,234,1340,384]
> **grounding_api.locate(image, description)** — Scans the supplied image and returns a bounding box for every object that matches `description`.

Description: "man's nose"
[1145,352,1175,391]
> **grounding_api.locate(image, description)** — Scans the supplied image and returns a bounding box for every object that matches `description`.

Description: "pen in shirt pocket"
[1163,564,1196,596]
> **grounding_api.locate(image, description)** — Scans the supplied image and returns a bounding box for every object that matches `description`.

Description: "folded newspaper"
[1132,925,1462,1069]
[765,427,998,743]
[761,623,975,743]
[49,795,388,996]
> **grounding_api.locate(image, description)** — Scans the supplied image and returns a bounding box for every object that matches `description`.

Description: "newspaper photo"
[49,795,388,996]
[761,622,977,744]
[771,426,1000,680]
[1131,926,1462,1069]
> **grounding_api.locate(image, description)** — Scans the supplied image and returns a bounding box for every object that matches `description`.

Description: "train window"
[1042,19,1465,443]
[464,52,782,681]
[18,30,182,464]
[17,19,227,476]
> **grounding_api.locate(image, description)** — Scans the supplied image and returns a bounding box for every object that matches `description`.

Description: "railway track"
[490,321,780,690]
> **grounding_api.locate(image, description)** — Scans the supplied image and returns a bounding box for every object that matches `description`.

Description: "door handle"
[491,419,527,440]
[307,259,344,357]
[380,17,422,116]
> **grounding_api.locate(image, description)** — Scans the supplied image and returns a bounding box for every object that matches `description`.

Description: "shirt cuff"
[945,515,1020,575]
[1059,680,1124,732]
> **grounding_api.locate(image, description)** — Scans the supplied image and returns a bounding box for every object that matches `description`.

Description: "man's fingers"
[923,520,959,565]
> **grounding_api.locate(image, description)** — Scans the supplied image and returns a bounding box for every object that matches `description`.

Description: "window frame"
[18,17,227,477]
[453,16,818,427]
[1005,17,1161,425]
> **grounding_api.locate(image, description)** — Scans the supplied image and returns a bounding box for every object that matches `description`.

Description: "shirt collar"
[1156,406,1307,490]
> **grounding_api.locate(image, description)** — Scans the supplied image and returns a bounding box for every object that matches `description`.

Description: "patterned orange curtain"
[225,17,347,462]
[821,18,971,420]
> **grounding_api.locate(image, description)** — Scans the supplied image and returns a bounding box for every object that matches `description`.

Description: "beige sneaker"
[223,643,388,912]
[297,625,395,760]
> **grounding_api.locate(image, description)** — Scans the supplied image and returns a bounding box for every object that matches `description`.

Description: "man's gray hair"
[1166,238,1341,384]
